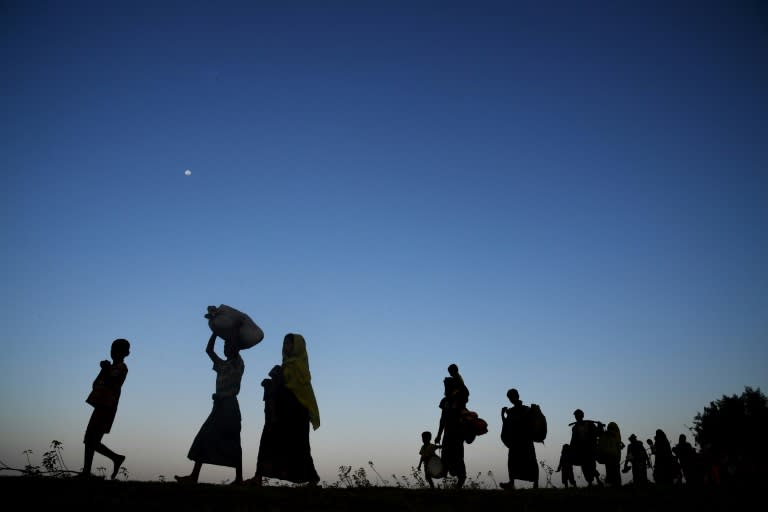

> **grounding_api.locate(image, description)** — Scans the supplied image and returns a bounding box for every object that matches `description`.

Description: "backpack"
[528,403,547,443]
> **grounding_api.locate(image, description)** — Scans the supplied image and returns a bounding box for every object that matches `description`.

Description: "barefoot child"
[556,443,576,488]
[81,338,131,479]
[417,431,441,488]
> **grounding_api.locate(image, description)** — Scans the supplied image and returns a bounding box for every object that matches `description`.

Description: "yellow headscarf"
[282,333,320,430]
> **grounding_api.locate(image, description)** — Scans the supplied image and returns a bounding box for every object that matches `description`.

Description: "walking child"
[417,431,441,488]
[81,338,131,479]
[556,443,577,488]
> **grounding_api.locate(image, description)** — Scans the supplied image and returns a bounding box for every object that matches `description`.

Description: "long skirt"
[508,438,538,483]
[187,396,242,468]
[604,455,622,486]
[258,387,319,483]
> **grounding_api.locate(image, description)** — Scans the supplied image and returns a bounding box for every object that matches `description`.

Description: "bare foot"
[111,455,125,480]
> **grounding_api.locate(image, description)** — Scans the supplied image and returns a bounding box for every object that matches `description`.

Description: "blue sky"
[1,1,766,486]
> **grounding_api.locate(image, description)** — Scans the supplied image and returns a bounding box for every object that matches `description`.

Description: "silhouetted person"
[246,333,320,487]
[447,363,469,408]
[646,437,655,470]
[435,376,467,488]
[598,421,624,487]
[417,431,441,488]
[499,388,539,490]
[569,409,602,486]
[81,338,130,480]
[673,434,701,485]
[175,332,244,484]
[651,429,678,485]
[624,433,650,486]
[556,444,576,488]
[252,364,281,484]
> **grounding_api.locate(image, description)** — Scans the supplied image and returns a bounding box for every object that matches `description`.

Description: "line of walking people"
[419,368,708,491]
[81,319,707,490]
[556,410,704,489]
[419,369,543,491]
[81,305,323,487]
[172,330,321,486]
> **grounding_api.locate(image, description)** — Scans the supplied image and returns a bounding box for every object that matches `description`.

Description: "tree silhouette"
[691,386,767,485]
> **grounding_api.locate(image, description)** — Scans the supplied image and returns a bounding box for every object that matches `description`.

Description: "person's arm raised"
[206,333,222,364]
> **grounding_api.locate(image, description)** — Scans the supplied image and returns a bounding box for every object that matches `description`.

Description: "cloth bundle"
[205,304,264,350]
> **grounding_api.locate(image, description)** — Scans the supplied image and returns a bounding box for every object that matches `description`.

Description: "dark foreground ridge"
[0,476,756,512]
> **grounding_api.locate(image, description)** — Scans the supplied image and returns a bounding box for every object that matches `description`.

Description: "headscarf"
[282,333,320,430]
[603,421,623,455]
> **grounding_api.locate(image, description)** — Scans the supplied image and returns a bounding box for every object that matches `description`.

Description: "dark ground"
[0,476,756,511]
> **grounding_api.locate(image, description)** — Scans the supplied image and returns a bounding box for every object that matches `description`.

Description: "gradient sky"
[1,0,766,486]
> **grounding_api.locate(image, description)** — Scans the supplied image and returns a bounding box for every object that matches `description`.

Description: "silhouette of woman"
[652,429,678,485]
[175,333,245,484]
[247,333,320,486]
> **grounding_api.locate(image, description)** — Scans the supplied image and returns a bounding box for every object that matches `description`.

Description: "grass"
[1,441,759,511]
[0,474,758,512]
